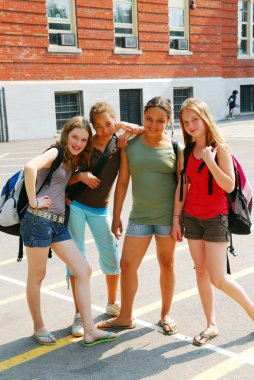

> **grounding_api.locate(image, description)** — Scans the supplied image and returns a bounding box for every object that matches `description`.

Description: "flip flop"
[192,331,219,346]
[158,320,179,335]
[32,332,56,346]
[96,319,136,330]
[82,332,119,347]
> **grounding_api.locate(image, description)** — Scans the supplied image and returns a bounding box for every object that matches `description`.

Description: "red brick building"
[0,0,253,140]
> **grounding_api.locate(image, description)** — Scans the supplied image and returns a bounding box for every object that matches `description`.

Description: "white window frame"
[238,0,254,58]
[169,0,191,55]
[113,0,141,54]
[47,0,81,53]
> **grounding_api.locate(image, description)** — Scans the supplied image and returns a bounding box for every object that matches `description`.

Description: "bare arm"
[112,149,130,239]
[171,150,188,242]
[116,122,144,148]
[68,171,101,189]
[24,148,58,209]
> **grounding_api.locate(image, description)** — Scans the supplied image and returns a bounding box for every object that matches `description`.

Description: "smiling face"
[181,108,206,140]
[92,112,116,143]
[67,127,90,156]
[144,107,169,136]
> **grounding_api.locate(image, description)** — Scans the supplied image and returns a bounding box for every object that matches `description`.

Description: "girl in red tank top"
[172,98,254,346]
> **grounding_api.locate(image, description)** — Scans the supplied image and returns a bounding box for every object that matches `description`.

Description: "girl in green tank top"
[97,97,184,335]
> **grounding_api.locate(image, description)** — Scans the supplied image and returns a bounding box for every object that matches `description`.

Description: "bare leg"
[106,274,119,304]
[206,241,254,320]
[52,240,117,343]
[188,239,218,344]
[98,235,152,328]
[156,235,177,333]
[26,246,56,344]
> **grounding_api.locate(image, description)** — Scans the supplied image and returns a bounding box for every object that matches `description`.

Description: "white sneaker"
[71,312,84,337]
[105,301,121,316]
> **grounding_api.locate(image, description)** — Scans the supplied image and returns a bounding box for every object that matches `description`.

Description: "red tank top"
[184,152,229,218]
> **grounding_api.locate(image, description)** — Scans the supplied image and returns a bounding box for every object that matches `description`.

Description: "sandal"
[158,320,179,335]
[193,330,219,346]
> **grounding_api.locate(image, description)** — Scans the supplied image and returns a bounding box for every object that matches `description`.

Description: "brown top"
[74,142,120,208]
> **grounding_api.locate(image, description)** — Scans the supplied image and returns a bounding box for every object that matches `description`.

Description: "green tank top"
[125,136,182,226]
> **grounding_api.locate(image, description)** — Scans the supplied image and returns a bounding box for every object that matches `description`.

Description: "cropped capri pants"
[66,201,120,282]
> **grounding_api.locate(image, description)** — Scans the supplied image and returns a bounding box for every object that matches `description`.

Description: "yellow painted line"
[0,293,26,306]
[0,269,104,306]
[134,266,254,317]
[190,346,254,380]
[0,335,82,373]
[0,257,27,266]
[0,238,95,267]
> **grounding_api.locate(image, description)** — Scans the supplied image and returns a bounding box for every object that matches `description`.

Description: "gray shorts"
[183,212,229,242]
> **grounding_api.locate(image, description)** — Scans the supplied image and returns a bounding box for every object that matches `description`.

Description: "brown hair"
[57,116,93,171]
[89,102,116,125]
[144,96,174,125]
[179,98,229,149]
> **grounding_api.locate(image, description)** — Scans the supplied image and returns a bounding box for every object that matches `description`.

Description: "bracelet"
[173,214,181,217]
[30,200,38,209]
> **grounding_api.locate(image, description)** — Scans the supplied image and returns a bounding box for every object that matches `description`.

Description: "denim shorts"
[183,211,229,242]
[20,210,71,247]
[125,220,172,237]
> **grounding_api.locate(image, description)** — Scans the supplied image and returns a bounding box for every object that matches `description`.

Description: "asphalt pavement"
[0,115,254,380]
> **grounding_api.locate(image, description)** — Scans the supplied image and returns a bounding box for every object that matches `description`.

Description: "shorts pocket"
[220,214,229,229]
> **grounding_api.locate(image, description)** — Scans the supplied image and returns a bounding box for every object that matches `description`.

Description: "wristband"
[173,214,181,217]
[30,200,38,209]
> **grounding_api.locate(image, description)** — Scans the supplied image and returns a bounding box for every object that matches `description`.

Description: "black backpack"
[0,144,64,261]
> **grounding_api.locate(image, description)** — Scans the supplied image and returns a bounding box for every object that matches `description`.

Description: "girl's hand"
[78,171,101,189]
[36,195,52,209]
[171,217,183,242]
[117,133,132,148]
[116,121,140,134]
[201,146,218,165]
[112,217,123,240]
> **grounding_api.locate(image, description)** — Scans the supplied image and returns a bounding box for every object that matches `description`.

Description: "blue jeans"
[66,201,120,279]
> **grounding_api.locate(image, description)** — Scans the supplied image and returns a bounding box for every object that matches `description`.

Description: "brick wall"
[0,0,253,80]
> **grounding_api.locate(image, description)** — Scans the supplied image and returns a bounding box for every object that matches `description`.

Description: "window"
[173,87,193,121]
[169,0,189,51]
[47,0,77,46]
[240,85,254,112]
[114,0,138,49]
[238,1,254,57]
[55,92,83,132]
[119,89,142,125]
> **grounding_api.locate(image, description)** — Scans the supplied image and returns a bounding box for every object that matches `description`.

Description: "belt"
[28,208,65,224]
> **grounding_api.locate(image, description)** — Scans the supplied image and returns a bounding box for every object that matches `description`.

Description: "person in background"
[20,116,118,347]
[227,90,238,119]
[97,96,183,335]
[66,102,143,337]
[172,98,254,346]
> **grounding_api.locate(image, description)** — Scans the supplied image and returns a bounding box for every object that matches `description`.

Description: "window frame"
[169,0,191,55]
[173,87,193,122]
[113,0,140,53]
[46,0,78,48]
[54,91,83,132]
[238,0,254,58]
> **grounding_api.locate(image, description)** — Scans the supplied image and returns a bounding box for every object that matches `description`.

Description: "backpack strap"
[43,144,64,188]
[17,145,64,261]
[171,136,178,159]
[179,142,195,201]
[66,134,117,201]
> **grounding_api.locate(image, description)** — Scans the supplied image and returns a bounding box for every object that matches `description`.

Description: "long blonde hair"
[58,116,93,171]
[179,98,229,149]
